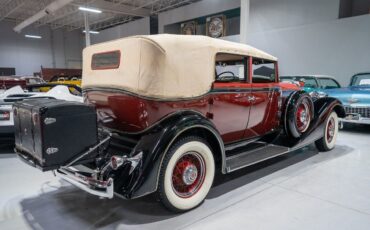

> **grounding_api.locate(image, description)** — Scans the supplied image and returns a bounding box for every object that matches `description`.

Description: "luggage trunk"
[14,99,98,171]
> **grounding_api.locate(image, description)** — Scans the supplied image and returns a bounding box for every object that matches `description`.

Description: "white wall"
[0,21,83,75]
[249,0,340,33]
[158,0,240,33]
[248,14,370,86]
[158,0,370,86]
[91,17,150,44]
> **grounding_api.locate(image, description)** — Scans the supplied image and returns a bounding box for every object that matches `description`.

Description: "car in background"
[0,76,27,92]
[20,76,45,85]
[325,72,370,125]
[0,83,83,139]
[280,75,341,97]
[49,75,82,87]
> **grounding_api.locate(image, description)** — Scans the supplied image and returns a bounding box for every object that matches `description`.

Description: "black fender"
[278,96,345,148]
[117,110,225,199]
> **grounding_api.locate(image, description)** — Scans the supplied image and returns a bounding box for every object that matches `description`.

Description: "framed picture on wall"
[181,21,197,35]
[206,15,226,38]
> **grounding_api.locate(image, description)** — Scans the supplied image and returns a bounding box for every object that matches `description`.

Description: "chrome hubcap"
[296,101,311,133]
[300,111,307,123]
[172,152,206,198]
[182,164,198,185]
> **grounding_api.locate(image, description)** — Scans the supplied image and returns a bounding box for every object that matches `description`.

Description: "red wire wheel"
[171,152,206,198]
[326,116,336,143]
[295,100,311,133]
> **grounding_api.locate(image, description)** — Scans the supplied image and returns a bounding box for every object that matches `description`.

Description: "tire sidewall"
[163,140,215,211]
[287,94,314,138]
[324,112,339,150]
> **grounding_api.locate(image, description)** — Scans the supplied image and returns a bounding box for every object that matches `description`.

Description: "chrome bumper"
[56,167,114,198]
[55,152,143,199]
[340,116,370,125]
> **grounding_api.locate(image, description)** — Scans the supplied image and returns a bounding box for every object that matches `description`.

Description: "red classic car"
[14,35,345,212]
[0,76,27,91]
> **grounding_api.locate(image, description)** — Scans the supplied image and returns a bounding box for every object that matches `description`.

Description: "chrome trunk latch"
[44,117,56,125]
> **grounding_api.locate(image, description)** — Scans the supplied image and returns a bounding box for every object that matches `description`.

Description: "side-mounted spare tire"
[284,92,314,138]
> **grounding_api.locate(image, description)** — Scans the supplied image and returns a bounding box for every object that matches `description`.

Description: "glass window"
[318,78,340,89]
[92,51,120,70]
[252,58,276,83]
[215,54,246,82]
[295,77,318,88]
[351,73,370,86]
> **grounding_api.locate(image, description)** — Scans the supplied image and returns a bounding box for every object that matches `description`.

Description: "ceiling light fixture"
[25,35,42,39]
[78,6,102,13]
[83,30,100,34]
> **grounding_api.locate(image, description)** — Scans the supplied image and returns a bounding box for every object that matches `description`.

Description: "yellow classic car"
[39,75,82,92]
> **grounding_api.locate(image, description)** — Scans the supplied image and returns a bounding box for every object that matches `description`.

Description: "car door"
[245,57,280,138]
[209,54,252,144]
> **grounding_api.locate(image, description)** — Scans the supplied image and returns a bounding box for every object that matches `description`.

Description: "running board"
[225,144,289,173]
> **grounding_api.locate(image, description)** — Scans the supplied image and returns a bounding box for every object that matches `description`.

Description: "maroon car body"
[15,35,345,212]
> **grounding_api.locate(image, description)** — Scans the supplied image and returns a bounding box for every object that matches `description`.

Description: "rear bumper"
[56,167,114,198]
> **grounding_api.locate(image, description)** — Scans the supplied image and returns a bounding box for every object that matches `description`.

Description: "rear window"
[91,51,120,70]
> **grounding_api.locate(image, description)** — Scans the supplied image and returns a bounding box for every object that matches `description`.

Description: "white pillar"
[240,0,250,44]
[84,12,90,46]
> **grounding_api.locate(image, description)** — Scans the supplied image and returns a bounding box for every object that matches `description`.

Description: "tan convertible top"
[82,34,277,99]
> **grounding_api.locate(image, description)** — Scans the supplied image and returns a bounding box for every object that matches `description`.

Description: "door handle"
[248,96,256,102]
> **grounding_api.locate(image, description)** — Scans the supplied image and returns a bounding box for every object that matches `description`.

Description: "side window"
[319,78,340,89]
[215,53,247,82]
[252,58,276,83]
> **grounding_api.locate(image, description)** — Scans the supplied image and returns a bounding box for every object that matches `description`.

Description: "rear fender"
[119,111,224,199]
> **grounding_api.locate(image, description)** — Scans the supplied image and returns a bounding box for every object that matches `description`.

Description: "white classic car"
[0,84,83,139]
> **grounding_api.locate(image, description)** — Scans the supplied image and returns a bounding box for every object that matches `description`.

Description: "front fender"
[278,96,344,148]
[120,111,224,199]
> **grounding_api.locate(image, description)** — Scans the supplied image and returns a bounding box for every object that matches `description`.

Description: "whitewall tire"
[315,111,339,151]
[158,136,215,212]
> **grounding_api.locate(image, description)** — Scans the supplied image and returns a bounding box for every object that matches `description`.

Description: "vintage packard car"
[14,35,345,212]
[325,72,370,125]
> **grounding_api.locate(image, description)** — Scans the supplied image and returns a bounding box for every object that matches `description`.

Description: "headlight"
[309,91,328,99]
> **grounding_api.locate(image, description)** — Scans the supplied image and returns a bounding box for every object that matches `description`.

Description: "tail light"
[0,111,10,120]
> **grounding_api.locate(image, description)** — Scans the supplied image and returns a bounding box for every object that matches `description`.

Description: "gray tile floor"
[0,125,370,230]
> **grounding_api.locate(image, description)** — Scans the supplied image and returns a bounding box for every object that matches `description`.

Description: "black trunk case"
[14,99,98,171]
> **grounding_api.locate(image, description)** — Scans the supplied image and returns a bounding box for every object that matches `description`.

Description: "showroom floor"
[0,125,369,230]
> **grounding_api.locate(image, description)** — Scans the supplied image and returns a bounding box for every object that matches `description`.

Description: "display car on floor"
[0,84,82,138]
[280,75,341,98]
[14,35,345,212]
[325,72,370,125]
[0,76,27,92]
[48,75,82,87]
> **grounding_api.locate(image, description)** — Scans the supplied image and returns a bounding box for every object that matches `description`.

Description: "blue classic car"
[280,75,341,97]
[325,73,370,125]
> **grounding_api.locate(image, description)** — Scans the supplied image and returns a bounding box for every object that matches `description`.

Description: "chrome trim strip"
[83,86,281,102]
